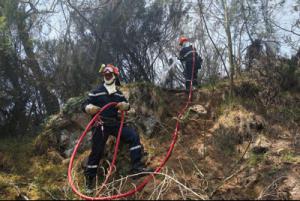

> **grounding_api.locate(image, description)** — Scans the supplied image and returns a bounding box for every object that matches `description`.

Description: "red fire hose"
[68,51,196,200]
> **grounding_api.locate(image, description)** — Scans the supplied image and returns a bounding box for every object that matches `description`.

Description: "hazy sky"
[40,0,299,57]
[275,0,300,56]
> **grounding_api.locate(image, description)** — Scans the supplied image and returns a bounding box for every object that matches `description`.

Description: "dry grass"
[1,80,300,200]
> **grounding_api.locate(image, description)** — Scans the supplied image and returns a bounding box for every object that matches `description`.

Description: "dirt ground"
[1,84,299,200]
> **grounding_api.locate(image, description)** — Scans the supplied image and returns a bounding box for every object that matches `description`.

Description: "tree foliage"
[0,0,299,137]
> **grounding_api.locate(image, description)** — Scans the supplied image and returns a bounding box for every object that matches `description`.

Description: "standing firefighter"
[178,37,203,90]
[81,64,152,193]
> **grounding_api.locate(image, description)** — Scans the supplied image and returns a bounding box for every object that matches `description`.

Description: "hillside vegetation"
[1,1,299,200]
[0,78,299,200]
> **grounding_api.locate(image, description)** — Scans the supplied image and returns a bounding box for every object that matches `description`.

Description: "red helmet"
[101,64,120,76]
[179,37,188,45]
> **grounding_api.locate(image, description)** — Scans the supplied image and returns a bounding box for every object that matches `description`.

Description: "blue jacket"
[81,84,128,125]
[179,45,202,69]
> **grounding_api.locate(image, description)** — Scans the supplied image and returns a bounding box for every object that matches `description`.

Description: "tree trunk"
[223,0,235,97]
[0,50,28,135]
[16,11,59,115]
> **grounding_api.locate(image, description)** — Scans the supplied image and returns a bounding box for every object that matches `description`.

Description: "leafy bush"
[278,61,300,91]
[234,81,261,99]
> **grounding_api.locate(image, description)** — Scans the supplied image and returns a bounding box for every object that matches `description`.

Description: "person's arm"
[115,91,130,111]
[84,104,101,115]
[81,91,101,115]
[116,102,130,111]
[195,50,203,69]
[178,48,185,61]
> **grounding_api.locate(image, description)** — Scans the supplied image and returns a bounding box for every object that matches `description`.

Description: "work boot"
[85,175,96,195]
[130,163,154,179]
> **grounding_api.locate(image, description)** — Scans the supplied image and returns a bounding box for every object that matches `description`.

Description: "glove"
[116,102,130,111]
[85,104,101,115]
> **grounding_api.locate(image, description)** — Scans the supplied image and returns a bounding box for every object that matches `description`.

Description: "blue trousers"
[184,61,199,90]
[84,125,143,177]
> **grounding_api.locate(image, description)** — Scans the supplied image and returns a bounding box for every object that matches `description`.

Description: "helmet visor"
[102,66,114,74]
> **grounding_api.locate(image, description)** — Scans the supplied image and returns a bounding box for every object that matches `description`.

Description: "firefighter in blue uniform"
[81,64,152,193]
[178,37,203,90]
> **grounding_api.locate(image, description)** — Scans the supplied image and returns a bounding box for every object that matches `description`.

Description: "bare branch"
[197,0,230,77]
[269,19,300,37]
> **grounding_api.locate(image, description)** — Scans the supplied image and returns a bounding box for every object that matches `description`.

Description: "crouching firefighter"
[178,36,203,91]
[81,64,153,193]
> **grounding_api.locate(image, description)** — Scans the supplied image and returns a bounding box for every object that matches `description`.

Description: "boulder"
[69,113,90,130]
[251,135,271,154]
[128,83,168,137]
[35,95,92,157]
[189,104,207,115]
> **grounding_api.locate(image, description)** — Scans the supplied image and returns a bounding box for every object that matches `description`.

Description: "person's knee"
[91,139,106,156]
[122,127,140,144]
[130,131,140,144]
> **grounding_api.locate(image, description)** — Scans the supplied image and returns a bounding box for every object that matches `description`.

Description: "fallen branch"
[210,136,253,197]
[8,181,30,200]
[257,176,288,200]
[210,166,247,198]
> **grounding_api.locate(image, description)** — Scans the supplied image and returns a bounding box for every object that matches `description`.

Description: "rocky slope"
[0,81,299,200]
